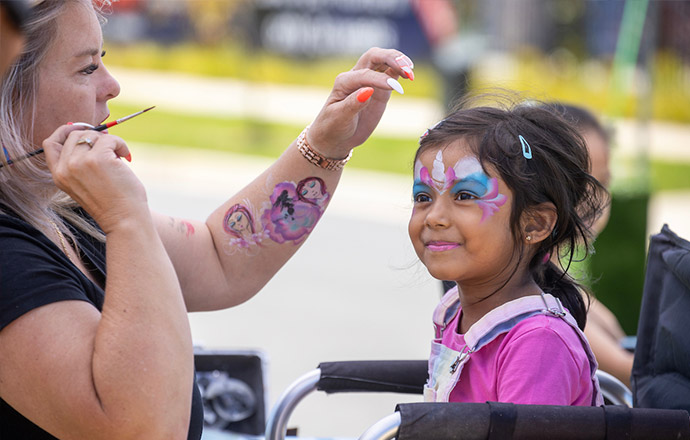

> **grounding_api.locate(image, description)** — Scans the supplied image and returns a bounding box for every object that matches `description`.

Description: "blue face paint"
[413,181,433,199]
[450,173,490,199]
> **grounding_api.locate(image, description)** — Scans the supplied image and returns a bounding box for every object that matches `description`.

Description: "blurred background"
[97,0,690,437]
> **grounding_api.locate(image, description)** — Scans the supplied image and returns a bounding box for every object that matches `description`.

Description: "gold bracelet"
[296,126,352,171]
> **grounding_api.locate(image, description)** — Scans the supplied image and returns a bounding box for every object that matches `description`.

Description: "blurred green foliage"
[589,193,649,335]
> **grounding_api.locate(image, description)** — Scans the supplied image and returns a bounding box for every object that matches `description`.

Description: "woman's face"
[32,1,120,147]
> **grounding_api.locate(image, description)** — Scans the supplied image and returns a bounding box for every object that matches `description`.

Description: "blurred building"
[102,0,690,63]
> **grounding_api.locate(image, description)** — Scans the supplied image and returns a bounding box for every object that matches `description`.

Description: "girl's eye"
[309,181,315,188]
[414,193,431,203]
[456,192,477,201]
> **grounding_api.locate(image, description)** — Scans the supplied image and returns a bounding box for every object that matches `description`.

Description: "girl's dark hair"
[417,95,609,330]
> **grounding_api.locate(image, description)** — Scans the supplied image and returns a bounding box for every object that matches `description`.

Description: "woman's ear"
[521,202,557,244]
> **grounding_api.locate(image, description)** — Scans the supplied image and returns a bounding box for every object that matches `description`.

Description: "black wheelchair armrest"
[317,360,428,394]
[360,402,690,440]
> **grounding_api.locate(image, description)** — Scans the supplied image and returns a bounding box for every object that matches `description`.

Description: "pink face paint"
[414,153,507,223]
[181,220,195,237]
[475,177,507,222]
[260,177,330,245]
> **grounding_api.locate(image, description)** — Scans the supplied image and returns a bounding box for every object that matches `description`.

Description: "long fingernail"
[387,77,404,95]
[125,153,132,162]
[396,54,414,69]
[72,122,95,129]
[67,122,74,125]
[401,66,415,81]
[357,87,374,103]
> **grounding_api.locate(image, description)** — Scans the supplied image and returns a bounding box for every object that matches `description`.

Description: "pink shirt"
[443,307,596,405]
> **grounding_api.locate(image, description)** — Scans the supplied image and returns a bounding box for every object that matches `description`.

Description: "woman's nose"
[99,65,120,101]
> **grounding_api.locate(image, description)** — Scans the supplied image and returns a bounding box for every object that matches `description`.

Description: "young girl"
[411,98,607,406]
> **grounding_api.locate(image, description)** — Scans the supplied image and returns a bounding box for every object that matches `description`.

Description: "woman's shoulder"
[0,211,46,244]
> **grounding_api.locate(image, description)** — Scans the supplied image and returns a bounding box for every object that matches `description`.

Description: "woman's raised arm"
[156,47,414,311]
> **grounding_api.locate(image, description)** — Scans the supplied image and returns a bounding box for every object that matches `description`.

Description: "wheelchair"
[265,225,690,440]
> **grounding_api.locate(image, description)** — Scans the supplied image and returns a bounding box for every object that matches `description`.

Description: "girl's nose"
[425,199,449,229]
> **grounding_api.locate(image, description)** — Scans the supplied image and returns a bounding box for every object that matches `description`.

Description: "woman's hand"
[42,124,147,233]
[308,47,414,159]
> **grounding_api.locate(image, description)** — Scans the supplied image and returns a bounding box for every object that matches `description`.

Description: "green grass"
[109,101,690,191]
[105,43,442,100]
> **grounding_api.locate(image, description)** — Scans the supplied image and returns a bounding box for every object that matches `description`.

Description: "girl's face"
[300,179,322,200]
[227,211,249,233]
[32,1,120,147]
[408,141,517,287]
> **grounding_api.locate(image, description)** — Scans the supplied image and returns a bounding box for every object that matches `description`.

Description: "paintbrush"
[91,105,155,132]
[0,106,156,169]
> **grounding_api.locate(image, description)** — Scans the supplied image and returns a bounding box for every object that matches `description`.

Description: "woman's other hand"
[308,47,414,159]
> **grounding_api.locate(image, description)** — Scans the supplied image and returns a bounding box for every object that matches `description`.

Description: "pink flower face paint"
[261,177,329,245]
[413,152,507,222]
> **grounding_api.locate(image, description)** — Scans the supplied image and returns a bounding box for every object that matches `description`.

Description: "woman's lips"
[426,241,460,251]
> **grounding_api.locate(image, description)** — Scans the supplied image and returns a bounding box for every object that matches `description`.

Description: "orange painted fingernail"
[402,66,415,81]
[357,87,374,103]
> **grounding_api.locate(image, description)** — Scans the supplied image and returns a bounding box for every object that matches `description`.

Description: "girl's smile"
[425,241,460,252]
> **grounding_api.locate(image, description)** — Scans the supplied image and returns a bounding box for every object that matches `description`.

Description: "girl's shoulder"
[502,313,587,360]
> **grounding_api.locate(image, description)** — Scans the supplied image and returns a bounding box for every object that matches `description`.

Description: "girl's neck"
[455,276,542,334]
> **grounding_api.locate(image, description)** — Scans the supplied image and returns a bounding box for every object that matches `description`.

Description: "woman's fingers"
[308,48,413,157]
[352,47,415,81]
[42,124,82,167]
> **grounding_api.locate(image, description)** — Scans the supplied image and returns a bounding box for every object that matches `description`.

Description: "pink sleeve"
[494,323,590,405]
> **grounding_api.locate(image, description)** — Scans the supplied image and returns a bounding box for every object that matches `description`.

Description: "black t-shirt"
[0,210,203,439]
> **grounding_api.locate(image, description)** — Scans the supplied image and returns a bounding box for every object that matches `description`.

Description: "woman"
[0,1,414,439]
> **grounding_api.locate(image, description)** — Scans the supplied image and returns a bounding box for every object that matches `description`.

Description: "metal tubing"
[358,412,401,440]
[265,368,321,440]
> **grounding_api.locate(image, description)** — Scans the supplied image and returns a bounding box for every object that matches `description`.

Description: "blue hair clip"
[519,135,532,159]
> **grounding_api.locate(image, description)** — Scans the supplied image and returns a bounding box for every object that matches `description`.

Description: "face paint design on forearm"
[169,217,196,237]
[413,151,506,222]
[261,177,330,244]
[222,200,267,254]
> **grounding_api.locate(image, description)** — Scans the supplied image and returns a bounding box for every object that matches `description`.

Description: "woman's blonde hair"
[0,0,112,242]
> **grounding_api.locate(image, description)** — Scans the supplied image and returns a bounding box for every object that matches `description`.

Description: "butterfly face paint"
[413,151,507,222]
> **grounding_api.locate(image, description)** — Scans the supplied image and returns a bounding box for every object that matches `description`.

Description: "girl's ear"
[522,202,557,244]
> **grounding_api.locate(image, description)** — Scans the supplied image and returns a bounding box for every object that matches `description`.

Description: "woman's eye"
[101,50,106,58]
[81,63,99,75]
[414,193,431,203]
